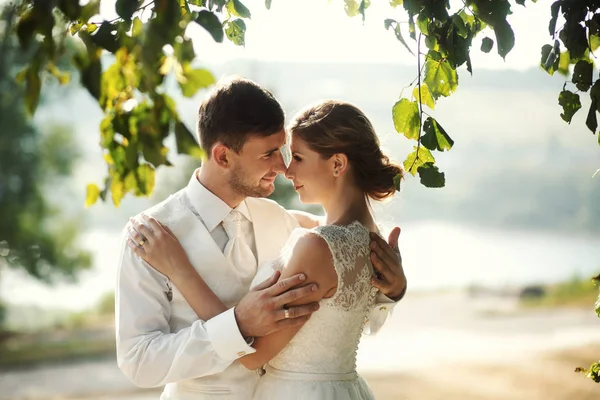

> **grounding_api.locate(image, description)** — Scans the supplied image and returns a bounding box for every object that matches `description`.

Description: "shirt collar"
[186,169,252,232]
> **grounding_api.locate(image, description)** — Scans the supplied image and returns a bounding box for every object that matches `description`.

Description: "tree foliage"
[7,0,598,198]
[0,7,91,298]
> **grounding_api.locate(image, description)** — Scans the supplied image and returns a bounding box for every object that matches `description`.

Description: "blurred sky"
[97,0,553,68]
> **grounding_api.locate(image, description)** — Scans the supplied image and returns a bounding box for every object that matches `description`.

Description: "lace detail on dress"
[253,221,379,375]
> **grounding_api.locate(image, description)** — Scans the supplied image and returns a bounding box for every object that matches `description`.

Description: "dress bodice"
[251,221,378,374]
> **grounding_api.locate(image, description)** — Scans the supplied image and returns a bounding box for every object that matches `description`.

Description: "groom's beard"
[229,164,274,198]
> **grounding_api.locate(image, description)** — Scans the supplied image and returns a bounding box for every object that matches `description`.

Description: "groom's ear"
[212,143,230,169]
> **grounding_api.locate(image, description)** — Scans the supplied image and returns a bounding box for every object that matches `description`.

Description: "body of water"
[2,220,598,314]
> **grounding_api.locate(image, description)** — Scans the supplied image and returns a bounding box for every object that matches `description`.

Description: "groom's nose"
[272,151,287,175]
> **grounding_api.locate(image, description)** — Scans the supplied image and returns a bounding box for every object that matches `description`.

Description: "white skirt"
[252,366,375,400]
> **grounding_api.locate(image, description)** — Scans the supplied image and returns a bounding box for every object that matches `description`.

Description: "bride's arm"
[237,232,336,370]
[126,217,228,321]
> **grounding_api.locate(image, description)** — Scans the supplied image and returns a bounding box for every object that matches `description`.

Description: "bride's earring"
[333,170,339,177]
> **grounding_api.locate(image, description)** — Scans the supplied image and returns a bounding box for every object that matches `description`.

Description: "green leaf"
[452,14,468,38]
[591,81,600,113]
[458,9,476,30]
[196,10,224,42]
[481,37,494,53]
[175,122,206,159]
[47,64,71,85]
[86,23,99,33]
[586,102,598,134]
[344,0,360,17]
[392,99,420,140]
[142,143,169,167]
[390,0,403,7]
[384,19,414,55]
[493,20,514,59]
[557,51,570,76]
[558,90,581,123]
[174,38,196,64]
[16,10,36,50]
[560,21,587,60]
[417,163,445,188]
[549,1,560,36]
[596,294,600,318]
[227,0,251,19]
[132,17,143,37]
[136,163,156,196]
[25,67,42,116]
[572,60,593,92]
[178,66,216,97]
[591,35,600,52]
[403,146,435,176]
[421,117,453,151]
[424,52,458,99]
[540,41,561,75]
[266,0,272,10]
[85,184,101,208]
[116,0,140,21]
[79,58,102,100]
[224,19,246,46]
[91,22,120,53]
[393,174,402,191]
[110,176,125,207]
[70,21,85,35]
[412,84,435,109]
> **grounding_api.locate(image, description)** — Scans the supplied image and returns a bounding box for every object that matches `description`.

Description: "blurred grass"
[521,276,599,308]
[0,291,116,369]
[0,336,115,369]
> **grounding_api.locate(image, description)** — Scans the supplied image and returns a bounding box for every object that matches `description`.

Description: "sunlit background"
[1,0,600,399]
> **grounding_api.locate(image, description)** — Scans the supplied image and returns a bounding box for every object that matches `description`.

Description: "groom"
[115,77,407,399]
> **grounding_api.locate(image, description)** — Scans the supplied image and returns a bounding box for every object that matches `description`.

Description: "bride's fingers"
[142,214,164,236]
[128,225,146,246]
[130,218,154,242]
[127,237,146,257]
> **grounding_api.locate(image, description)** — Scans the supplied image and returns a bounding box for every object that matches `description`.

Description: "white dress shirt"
[117,173,294,399]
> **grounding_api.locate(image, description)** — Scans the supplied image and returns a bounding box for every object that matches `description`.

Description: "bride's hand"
[127,214,192,280]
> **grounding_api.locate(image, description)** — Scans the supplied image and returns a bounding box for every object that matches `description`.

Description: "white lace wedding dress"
[250,221,378,400]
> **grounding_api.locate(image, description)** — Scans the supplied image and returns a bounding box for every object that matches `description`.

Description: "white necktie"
[222,210,257,286]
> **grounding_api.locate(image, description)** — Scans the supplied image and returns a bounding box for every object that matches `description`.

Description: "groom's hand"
[369,227,407,301]
[235,271,319,337]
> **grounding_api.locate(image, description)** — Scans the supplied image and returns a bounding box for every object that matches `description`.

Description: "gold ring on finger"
[284,309,290,319]
[139,238,146,246]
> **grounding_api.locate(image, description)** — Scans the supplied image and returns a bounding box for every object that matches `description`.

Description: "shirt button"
[379,306,387,311]
[237,351,246,357]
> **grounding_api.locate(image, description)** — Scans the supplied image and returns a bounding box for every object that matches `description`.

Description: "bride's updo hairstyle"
[288,100,403,201]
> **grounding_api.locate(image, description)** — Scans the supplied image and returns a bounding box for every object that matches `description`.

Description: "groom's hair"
[197,76,285,156]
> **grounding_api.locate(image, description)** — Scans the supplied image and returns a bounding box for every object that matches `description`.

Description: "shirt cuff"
[205,308,256,361]
[376,292,397,305]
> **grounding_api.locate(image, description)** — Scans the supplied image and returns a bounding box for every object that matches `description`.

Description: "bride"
[128,100,404,399]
